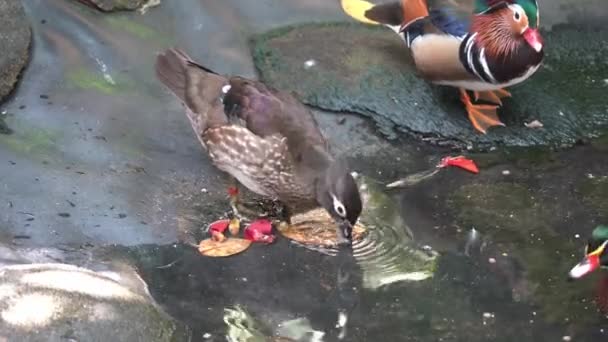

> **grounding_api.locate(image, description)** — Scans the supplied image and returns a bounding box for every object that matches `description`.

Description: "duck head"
[316,159,363,246]
[568,225,608,280]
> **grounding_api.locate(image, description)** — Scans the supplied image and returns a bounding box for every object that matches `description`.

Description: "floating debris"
[198,238,251,257]
[524,120,544,129]
[303,59,316,69]
[387,156,478,188]
[278,208,366,247]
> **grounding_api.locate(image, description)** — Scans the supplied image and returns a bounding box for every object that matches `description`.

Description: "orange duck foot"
[460,89,505,134]
[473,89,512,106]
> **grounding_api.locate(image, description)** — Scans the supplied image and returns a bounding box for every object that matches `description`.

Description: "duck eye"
[514,11,521,21]
[332,195,347,218]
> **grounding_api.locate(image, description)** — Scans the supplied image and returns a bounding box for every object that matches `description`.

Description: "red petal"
[438,156,479,174]
[227,186,239,197]
[208,219,230,233]
[244,219,275,244]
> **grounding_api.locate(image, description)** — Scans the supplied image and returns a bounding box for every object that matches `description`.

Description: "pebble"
[575,234,580,239]
[304,59,316,69]
[203,333,211,339]
[488,258,496,264]
[562,336,571,341]
[502,170,511,176]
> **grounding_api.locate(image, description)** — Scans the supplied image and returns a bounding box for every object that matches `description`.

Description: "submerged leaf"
[198,238,252,257]
[278,208,366,247]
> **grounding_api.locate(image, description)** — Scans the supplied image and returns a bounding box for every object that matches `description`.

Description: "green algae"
[106,16,155,39]
[0,119,58,157]
[105,15,170,43]
[67,68,134,95]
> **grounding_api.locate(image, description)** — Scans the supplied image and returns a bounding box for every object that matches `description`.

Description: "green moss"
[105,15,169,42]
[0,119,58,157]
[67,68,134,95]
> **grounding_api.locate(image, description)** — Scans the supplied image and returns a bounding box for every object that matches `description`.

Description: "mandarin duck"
[155,48,362,245]
[568,225,608,280]
[347,0,544,134]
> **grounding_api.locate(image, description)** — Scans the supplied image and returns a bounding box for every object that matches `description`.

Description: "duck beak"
[568,253,600,280]
[338,219,353,246]
[523,28,543,53]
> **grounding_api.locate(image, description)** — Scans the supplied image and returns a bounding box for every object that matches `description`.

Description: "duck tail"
[155,48,229,136]
[399,0,429,32]
[364,0,429,33]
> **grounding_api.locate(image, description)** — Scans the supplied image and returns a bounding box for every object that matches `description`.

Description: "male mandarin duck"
[155,49,362,245]
[568,226,608,280]
[343,0,544,134]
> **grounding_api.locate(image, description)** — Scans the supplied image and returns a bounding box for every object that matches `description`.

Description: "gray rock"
[75,0,149,12]
[0,261,191,342]
[0,0,31,103]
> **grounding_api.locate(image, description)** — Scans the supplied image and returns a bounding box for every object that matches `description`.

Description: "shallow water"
[2,0,608,341]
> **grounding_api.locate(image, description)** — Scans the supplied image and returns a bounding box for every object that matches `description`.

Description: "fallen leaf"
[198,238,252,257]
[278,208,366,247]
[438,156,479,174]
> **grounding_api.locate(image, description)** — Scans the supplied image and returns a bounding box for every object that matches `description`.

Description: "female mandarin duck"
[342,0,544,134]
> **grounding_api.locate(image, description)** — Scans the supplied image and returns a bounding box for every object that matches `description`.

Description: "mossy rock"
[251,22,608,150]
[75,0,147,12]
[0,0,31,103]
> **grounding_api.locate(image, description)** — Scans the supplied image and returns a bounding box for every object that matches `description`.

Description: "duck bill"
[523,28,543,53]
[568,254,600,280]
[338,219,353,244]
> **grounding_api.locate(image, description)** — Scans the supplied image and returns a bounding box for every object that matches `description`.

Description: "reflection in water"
[263,174,438,291]
[218,246,363,342]
[354,176,437,290]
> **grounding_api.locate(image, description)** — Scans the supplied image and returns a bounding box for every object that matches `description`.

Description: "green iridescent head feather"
[474,0,539,28]
[592,225,608,241]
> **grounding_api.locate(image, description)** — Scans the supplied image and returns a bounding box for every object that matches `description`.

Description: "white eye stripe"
[331,194,347,218]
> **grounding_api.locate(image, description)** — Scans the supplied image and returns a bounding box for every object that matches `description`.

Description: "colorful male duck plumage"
[344,0,544,134]
[569,225,608,280]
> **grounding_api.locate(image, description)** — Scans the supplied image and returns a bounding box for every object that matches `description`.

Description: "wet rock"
[0,0,31,103]
[75,0,149,12]
[578,176,608,215]
[252,23,608,150]
[0,262,191,341]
